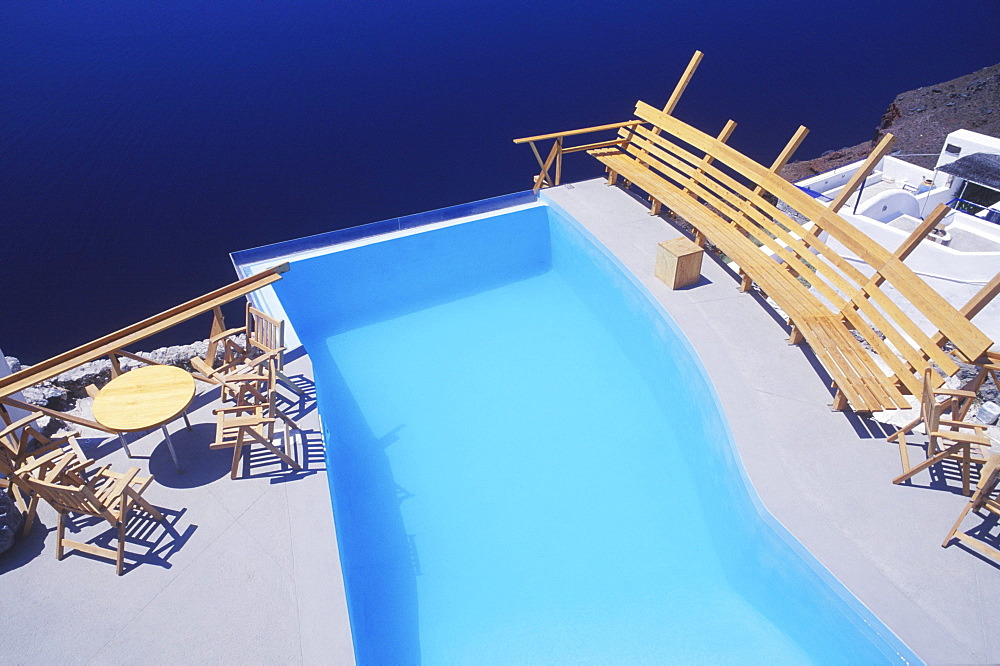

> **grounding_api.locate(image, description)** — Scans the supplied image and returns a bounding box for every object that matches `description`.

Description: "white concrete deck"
[0,352,355,664]
[544,178,1000,663]
[3,178,998,663]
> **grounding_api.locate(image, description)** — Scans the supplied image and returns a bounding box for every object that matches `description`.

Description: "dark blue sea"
[3,1,999,362]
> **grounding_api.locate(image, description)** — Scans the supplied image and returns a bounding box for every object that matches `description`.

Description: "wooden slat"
[0,396,112,433]
[0,263,289,398]
[593,146,919,410]
[874,260,992,358]
[561,138,631,154]
[588,100,994,410]
[891,204,949,262]
[623,128,866,304]
[767,125,810,174]
[627,123,874,292]
[931,272,1000,349]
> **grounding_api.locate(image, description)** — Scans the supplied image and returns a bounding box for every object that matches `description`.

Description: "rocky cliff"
[781,62,1000,183]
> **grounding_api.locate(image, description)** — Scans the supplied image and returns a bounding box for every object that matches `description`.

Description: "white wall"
[935,129,1000,169]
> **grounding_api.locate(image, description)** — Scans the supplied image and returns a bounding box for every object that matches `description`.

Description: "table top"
[92,365,196,432]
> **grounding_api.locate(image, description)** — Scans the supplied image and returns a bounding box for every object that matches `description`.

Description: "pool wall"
[541,197,918,663]
[269,200,919,664]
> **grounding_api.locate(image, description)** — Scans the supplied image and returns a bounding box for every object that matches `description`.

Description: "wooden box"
[655,237,703,290]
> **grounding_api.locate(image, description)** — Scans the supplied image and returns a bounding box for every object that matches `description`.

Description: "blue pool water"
[273,204,916,664]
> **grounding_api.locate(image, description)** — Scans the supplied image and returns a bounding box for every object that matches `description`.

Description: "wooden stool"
[655,237,703,289]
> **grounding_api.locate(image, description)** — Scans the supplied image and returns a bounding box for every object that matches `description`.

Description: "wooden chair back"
[247,305,285,365]
[21,474,116,524]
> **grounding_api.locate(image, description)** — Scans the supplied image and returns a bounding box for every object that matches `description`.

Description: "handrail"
[0,262,290,398]
[512,120,643,145]
[946,197,1000,217]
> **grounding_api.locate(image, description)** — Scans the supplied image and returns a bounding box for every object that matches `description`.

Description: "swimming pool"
[270,201,918,664]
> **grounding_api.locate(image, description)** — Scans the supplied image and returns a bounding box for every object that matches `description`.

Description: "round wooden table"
[93,365,196,473]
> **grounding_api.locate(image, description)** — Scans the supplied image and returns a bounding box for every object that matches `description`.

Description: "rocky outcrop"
[0,488,24,555]
[3,337,242,428]
[781,62,1000,182]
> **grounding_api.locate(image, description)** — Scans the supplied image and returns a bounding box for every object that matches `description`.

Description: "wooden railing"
[513,50,705,192]
[0,263,290,433]
[514,120,645,192]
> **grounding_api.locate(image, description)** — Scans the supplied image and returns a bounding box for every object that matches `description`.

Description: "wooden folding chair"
[19,464,165,575]
[0,406,93,534]
[943,453,1000,560]
[892,367,991,495]
[210,358,301,480]
[191,302,305,398]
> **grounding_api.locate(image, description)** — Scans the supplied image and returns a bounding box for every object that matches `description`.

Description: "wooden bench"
[515,54,996,412]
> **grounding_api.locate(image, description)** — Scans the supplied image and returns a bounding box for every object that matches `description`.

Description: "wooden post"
[891,204,950,261]
[108,353,122,377]
[555,136,563,186]
[768,126,810,175]
[205,306,227,366]
[828,133,896,213]
[650,51,704,141]
[930,272,1000,348]
[683,120,737,195]
[533,141,561,193]
[663,50,704,116]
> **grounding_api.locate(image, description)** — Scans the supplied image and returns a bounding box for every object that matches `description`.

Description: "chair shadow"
[947,514,1000,571]
[276,373,318,421]
[0,513,50,575]
[237,426,327,484]
[894,448,985,497]
[37,506,196,575]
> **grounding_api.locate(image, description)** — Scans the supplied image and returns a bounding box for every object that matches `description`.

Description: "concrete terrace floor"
[3,178,999,664]
[544,178,1000,663]
[0,352,356,664]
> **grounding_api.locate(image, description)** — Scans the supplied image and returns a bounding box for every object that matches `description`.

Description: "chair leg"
[56,513,66,560]
[892,441,967,485]
[887,415,923,444]
[962,445,972,496]
[231,442,243,480]
[896,431,912,474]
[943,501,976,547]
[22,494,39,536]
[277,370,306,396]
[116,518,127,576]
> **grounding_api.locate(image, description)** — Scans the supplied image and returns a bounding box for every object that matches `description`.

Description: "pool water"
[273,204,916,664]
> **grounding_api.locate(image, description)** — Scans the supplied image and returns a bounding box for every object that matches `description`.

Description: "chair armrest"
[213,405,261,415]
[221,415,274,427]
[930,430,991,445]
[0,412,44,438]
[513,120,644,144]
[939,419,986,432]
[190,355,222,377]
[934,388,977,398]
[209,326,248,344]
